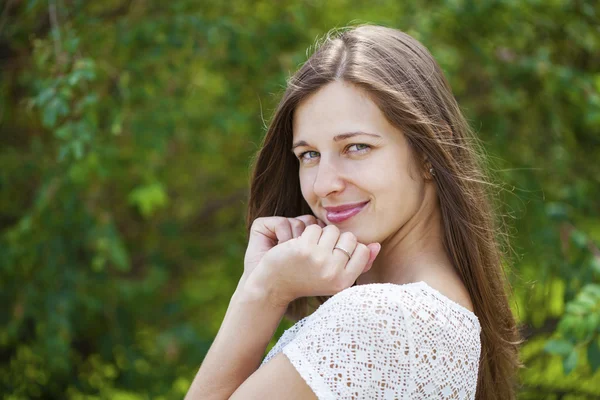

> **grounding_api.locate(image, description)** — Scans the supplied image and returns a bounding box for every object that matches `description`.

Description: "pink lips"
[324,201,369,223]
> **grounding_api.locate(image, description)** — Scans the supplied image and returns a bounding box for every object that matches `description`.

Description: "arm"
[185,215,332,399]
[184,273,288,400]
[186,217,376,399]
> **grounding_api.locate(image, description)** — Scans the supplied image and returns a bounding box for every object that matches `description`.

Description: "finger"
[268,217,293,244]
[365,243,381,270]
[298,223,323,245]
[294,215,319,227]
[317,219,326,228]
[287,218,306,238]
[331,232,358,266]
[343,243,371,279]
[317,224,340,250]
[250,217,288,243]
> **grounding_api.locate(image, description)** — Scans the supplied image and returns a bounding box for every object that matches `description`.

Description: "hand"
[244,215,326,277]
[246,224,381,308]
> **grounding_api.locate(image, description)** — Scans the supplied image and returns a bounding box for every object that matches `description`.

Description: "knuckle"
[324,224,340,235]
[274,217,289,228]
[305,224,321,234]
[290,218,305,229]
[322,268,338,283]
[312,252,326,266]
[332,277,348,292]
[301,214,317,224]
[340,231,356,242]
[251,217,263,228]
[296,245,310,258]
[355,243,369,257]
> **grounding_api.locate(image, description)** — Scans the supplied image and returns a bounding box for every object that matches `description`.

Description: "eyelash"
[296,143,371,163]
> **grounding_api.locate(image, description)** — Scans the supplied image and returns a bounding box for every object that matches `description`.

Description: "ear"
[409,143,435,181]
[417,149,434,180]
[422,158,435,180]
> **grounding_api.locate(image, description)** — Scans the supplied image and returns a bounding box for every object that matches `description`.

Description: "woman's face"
[292,81,428,244]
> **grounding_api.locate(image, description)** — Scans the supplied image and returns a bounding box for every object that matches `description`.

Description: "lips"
[324,201,369,223]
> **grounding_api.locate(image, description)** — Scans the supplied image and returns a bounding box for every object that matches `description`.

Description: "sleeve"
[279,286,413,400]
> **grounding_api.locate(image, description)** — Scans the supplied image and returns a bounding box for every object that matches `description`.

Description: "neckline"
[354,281,481,326]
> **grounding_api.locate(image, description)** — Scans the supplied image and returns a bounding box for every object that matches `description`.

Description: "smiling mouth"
[325,201,369,223]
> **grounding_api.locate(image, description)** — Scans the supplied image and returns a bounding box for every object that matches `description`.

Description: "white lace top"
[260,281,481,399]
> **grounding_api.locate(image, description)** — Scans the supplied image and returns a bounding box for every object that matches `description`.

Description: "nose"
[312,156,345,198]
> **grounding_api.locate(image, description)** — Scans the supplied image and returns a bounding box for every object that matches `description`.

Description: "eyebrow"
[291,131,382,151]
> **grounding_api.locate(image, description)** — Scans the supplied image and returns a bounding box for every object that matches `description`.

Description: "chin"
[340,227,370,243]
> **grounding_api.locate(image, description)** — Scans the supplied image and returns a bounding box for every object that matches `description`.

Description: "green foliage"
[545,283,600,375]
[1,0,599,398]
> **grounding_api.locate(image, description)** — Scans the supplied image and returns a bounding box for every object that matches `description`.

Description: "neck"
[356,191,454,286]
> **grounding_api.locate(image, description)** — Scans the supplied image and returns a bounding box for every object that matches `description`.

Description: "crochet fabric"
[260,281,481,399]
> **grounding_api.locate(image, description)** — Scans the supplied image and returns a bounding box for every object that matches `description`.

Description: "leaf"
[569,229,588,249]
[26,0,39,11]
[583,283,600,297]
[72,140,84,160]
[558,315,577,334]
[591,257,600,275]
[545,202,568,221]
[566,302,588,315]
[588,338,600,373]
[128,182,169,218]
[575,292,597,309]
[563,350,578,375]
[544,339,574,356]
[36,87,56,106]
[64,36,81,55]
[74,94,99,113]
[67,70,85,87]
[42,97,69,129]
[58,145,70,162]
[55,123,73,140]
[588,313,600,333]
[108,236,130,272]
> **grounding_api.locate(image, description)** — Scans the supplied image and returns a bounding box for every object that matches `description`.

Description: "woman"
[186,24,521,399]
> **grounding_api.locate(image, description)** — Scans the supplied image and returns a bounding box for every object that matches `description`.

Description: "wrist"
[235,270,291,311]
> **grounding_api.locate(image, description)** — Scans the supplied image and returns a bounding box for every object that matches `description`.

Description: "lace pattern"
[260,282,481,399]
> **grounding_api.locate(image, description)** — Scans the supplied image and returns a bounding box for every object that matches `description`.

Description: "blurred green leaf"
[563,350,578,375]
[128,182,169,218]
[545,339,574,356]
[588,338,600,373]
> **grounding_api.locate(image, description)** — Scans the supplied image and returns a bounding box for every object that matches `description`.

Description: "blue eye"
[296,144,371,164]
[347,144,371,153]
[298,151,320,162]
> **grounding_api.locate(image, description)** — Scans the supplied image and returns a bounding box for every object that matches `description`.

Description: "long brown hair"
[247,24,521,399]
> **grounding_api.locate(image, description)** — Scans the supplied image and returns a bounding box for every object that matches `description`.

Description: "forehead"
[292,81,397,141]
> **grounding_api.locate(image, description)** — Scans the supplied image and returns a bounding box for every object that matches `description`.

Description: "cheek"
[348,155,400,191]
[298,170,316,202]
[363,156,420,211]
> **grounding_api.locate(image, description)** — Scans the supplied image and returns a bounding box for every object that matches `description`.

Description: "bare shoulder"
[230,352,317,400]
